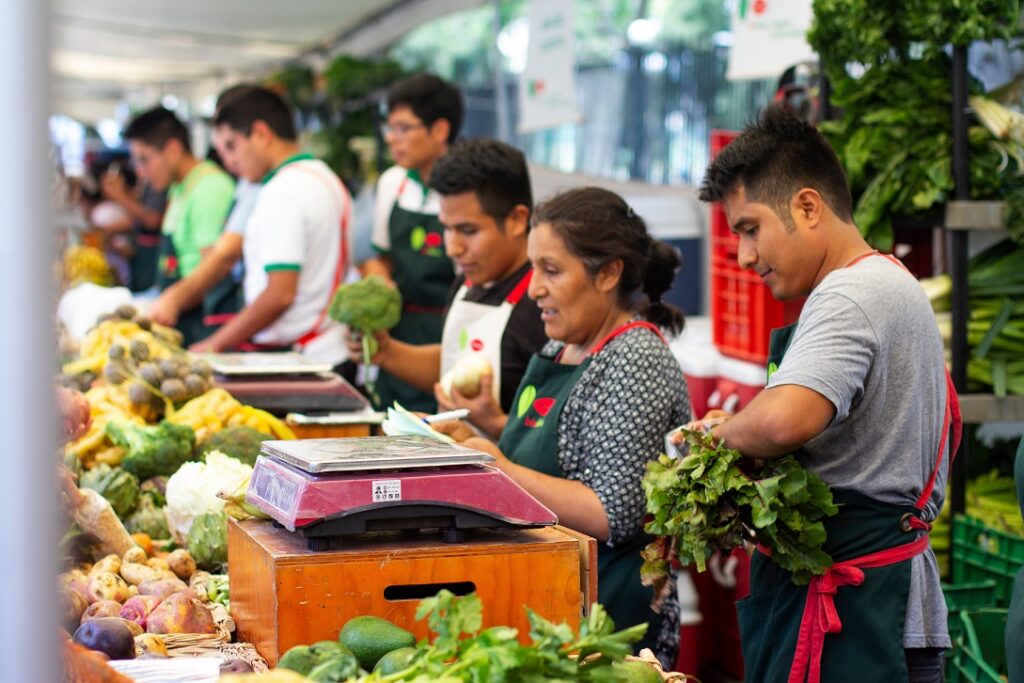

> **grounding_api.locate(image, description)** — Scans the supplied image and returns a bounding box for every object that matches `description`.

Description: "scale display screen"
[260,435,495,473]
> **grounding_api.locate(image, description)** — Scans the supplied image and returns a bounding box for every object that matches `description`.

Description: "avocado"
[373,646,418,675]
[309,640,353,663]
[338,615,416,670]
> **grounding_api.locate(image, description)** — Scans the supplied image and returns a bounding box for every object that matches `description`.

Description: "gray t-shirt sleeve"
[767,292,879,424]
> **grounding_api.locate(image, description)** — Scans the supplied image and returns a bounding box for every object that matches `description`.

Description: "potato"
[81,600,122,625]
[120,595,162,630]
[166,549,197,581]
[128,585,138,597]
[59,569,90,602]
[122,547,147,565]
[145,592,216,635]
[90,554,121,577]
[120,562,161,587]
[73,618,135,660]
[113,617,143,638]
[146,557,171,573]
[135,633,168,657]
[86,572,131,604]
[60,587,89,632]
[138,577,191,601]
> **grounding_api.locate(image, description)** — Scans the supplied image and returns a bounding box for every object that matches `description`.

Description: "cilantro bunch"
[642,429,839,590]
[368,590,648,682]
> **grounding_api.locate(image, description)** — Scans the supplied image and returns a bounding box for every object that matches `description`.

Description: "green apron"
[497,320,665,653]
[1006,436,1024,683]
[376,172,455,412]
[738,322,960,683]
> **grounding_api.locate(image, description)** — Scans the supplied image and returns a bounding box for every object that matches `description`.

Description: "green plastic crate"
[951,514,1024,605]
[950,609,1008,683]
[942,581,998,646]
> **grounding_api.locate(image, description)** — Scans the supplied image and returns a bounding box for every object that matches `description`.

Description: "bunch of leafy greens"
[808,1,1024,251]
[642,430,839,590]
[363,590,647,682]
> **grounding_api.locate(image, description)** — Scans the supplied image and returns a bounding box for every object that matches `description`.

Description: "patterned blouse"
[545,323,692,546]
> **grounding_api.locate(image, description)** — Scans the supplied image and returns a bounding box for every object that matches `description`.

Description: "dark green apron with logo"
[1007,436,1024,683]
[737,323,959,683]
[497,321,664,653]
[157,166,240,347]
[377,172,455,412]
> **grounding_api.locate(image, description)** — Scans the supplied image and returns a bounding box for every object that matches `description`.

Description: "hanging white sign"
[726,0,816,81]
[518,0,581,133]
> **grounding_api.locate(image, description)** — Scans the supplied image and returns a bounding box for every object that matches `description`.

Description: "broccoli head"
[104,418,196,480]
[196,426,272,466]
[328,275,402,339]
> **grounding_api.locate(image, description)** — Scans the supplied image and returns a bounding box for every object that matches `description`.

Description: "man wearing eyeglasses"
[362,73,464,412]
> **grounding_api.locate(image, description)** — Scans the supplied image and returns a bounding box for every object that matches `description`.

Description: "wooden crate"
[228,519,595,666]
[282,419,373,439]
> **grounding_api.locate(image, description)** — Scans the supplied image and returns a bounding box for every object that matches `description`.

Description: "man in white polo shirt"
[190,86,350,367]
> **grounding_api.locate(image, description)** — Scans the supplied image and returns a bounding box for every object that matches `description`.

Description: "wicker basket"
[625,649,701,682]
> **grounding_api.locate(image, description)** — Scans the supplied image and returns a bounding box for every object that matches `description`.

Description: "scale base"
[296,503,537,550]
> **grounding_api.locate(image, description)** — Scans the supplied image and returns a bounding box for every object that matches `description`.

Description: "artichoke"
[188,511,228,571]
[124,495,170,539]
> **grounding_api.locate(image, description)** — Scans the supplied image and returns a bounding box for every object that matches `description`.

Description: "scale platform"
[246,436,557,549]
[204,352,368,415]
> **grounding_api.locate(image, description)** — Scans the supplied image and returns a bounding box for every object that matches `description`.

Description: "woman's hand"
[433,374,507,439]
[57,387,91,443]
[668,414,731,449]
[430,419,477,443]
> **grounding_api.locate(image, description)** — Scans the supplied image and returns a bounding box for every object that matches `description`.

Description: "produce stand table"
[228,519,596,667]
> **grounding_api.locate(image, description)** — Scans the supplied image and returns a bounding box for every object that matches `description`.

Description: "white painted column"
[0,0,59,680]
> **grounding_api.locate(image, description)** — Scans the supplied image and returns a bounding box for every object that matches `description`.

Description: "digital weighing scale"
[246,436,558,549]
[203,352,369,415]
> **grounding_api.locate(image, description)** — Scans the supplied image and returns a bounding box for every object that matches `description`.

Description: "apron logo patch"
[410,226,444,257]
[767,361,779,380]
[470,338,484,352]
[459,328,469,351]
[518,386,556,429]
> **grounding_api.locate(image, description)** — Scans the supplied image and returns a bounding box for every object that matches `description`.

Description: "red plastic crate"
[708,130,802,365]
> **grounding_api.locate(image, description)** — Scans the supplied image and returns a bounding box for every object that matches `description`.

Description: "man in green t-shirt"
[124,107,235,345]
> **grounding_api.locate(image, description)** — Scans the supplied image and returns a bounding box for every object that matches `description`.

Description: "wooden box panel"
[282,420,373,439]
[229,520,593,666]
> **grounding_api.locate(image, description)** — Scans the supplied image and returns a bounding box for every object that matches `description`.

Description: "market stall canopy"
[51,0,484,123]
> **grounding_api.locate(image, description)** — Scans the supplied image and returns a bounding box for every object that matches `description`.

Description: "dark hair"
[699,104,853,223]
[215,83,261,110]
[428,138,532,226]
[531,187,684,335]
[212,86,297,141]
[387,74,464,143]
[123,107,191,153]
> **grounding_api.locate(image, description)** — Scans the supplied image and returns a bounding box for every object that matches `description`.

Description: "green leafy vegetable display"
[642,430,839,589]
[354,590,648,682]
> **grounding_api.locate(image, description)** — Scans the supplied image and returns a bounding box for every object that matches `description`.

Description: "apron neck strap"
[506,268,533,304]
[590,320,666,356]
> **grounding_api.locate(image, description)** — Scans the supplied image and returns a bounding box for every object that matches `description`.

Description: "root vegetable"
[446,355,492,399]
[112,617,143,638]
[145,592,216,634]
[73,618,136,660]
[86,572,131,604]
[138,577,190,600]
[120,595,162,629]
[122,547,147,565]
[166,549,197,580]
[60,587,89,632]
[146,557,170,573]
[59,569,90,601]
[81,600,122,624]
[120,562,160,587]
[90,554,122,577]
[135,634,168,657]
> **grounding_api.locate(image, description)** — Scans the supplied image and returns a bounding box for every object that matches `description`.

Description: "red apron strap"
[590,320,667,356]
[786,534,931,683]
[505,268,533,305]
[914,369,962,511]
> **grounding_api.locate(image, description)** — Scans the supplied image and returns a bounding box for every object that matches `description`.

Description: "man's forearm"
[116,195,162,230]
[198,291,290,351]
[377,341,441,393]
[361,256,392,281]
[168,251,238,313]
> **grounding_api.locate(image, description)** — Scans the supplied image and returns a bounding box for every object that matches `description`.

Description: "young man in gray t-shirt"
[685,105,957,683]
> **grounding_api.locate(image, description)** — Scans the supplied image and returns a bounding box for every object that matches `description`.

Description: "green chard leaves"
[642,429,839,590]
